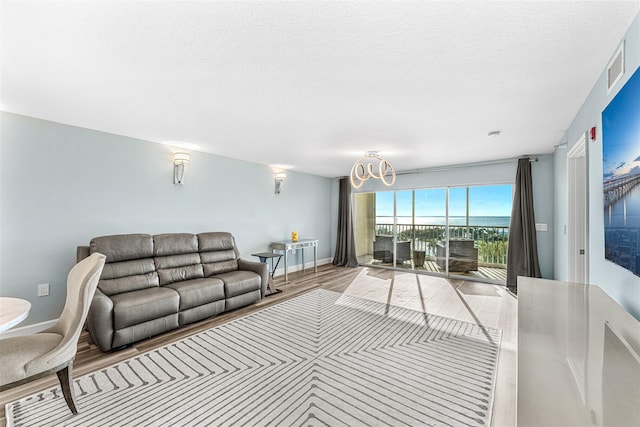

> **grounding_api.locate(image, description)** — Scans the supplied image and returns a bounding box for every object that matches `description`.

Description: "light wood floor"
[0,264,517,426]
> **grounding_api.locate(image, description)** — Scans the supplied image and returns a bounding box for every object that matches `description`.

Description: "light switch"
[535,223,548,232]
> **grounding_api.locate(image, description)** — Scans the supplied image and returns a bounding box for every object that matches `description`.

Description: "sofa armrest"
[238,258,268,298]
[76,245,90,263]
[86,289,115,352]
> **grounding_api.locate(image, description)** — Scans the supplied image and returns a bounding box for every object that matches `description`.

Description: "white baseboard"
[0,319,56,338]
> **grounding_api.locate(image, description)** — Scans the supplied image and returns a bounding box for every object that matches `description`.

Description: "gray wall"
[0,112,334,326]
[554,13,640,319]
[353,155,556,280]
[531,155,555,280]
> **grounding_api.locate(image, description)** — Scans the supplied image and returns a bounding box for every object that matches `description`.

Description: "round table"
[0,297,31,333]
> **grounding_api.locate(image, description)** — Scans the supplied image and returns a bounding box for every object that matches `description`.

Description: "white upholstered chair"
[0,252,106,414]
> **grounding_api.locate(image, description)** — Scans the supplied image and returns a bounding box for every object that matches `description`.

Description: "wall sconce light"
[174,152,190,185]
[275,172,286,194]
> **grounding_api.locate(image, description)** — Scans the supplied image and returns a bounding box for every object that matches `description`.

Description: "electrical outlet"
[37,283,49,297]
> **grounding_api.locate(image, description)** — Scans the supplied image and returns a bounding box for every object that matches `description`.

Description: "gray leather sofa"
[77,232,268,352]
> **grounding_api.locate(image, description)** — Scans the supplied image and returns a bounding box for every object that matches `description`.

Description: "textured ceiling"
[1,1,638,178]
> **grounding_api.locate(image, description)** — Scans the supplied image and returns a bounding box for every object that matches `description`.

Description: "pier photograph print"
[602,66,640,277]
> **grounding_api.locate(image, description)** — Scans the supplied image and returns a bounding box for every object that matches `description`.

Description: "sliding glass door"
[395,190,413,269]
[354,184,512,285]
[446,187,477,274]
[412,189,447,271]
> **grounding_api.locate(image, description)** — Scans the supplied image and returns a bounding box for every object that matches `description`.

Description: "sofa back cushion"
[198,232,239,276]
[90,234,158,296]
[153,233,204,285]
[91,234,154,262]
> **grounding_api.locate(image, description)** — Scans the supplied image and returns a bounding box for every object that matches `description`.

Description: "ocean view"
[377,216,511,227]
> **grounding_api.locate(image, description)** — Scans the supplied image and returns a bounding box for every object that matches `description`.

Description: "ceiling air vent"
[607,42,624,92]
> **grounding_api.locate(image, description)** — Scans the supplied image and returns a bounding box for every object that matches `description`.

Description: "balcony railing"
[376,223,509,266]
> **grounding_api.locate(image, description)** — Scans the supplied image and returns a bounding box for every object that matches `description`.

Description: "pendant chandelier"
[349,151,396,189]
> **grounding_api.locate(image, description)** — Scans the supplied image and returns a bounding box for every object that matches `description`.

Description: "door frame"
[567,132,589,284]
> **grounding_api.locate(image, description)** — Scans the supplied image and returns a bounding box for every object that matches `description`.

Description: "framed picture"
[602,66,640,276]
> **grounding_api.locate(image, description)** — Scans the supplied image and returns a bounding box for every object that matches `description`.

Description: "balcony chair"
[0,252,106,414]
[435,239,478,272]
[373,235,412,265]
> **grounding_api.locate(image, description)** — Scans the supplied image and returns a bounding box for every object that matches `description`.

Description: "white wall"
[0,112,334,326]
[554,13,640,320]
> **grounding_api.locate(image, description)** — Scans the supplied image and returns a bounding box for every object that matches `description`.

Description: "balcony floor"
[362,256,507,285]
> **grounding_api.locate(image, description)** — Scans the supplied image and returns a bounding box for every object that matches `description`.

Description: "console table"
[271,239,318,283]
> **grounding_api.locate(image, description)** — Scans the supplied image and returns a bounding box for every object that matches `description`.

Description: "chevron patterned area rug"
[6,289,501,427]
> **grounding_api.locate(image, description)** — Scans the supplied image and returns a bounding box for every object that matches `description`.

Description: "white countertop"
[518,277,640,427]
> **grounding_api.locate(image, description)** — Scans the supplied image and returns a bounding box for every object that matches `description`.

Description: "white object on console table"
[518,277,640,427]
[0,297,31,333]
[271,239,318,283]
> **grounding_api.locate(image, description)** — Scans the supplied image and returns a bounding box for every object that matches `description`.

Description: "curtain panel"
[333,178,359,267]
[506,157,541,290]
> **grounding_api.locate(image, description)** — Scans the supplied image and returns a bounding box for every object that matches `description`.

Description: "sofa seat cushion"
[165,278,225,311]
[111,287,179,330]
[215,270,261,298]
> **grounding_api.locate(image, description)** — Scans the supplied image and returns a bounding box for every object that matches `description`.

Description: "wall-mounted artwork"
[602,66,640,277]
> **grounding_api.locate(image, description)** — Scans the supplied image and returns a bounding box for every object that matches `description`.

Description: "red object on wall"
[590,126,597,140]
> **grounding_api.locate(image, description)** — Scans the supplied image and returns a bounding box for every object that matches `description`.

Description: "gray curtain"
[333,177,359,267]
[506,158,541,291]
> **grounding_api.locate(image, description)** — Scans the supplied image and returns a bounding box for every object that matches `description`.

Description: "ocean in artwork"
[602,66,640,276]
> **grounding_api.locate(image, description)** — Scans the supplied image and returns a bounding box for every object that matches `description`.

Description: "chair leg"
[56,363,79,415]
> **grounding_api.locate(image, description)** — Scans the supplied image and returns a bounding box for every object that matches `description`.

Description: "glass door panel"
[395,190,413,269]
[447,187,475,274]
[412,188,447,272]
[468,185,512,273]
[373,191,394,265]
